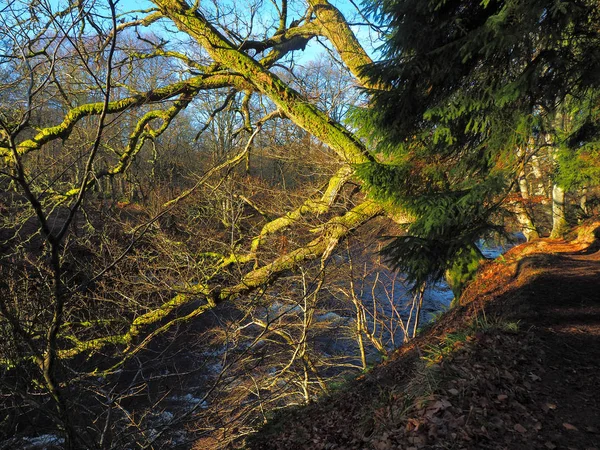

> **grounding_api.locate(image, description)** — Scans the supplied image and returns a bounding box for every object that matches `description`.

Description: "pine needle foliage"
[355,0,600,290]
[356,159,505,290]
[360,0,600,151]
[554,96,600,190]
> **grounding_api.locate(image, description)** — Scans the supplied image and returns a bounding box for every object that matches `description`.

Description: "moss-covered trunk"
[151,0,372,165]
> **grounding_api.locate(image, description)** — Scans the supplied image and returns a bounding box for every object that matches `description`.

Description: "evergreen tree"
[357,0,600,292]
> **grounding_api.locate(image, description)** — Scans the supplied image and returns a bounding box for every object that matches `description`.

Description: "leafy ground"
[247,221,600,450]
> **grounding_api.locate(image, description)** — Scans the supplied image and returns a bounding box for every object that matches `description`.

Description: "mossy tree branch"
[151,0,372,166]
[57,199,383,362]
[0,74,251,161]
[307,0,377,89]
[218,199,383,299]
[219,165,355,269]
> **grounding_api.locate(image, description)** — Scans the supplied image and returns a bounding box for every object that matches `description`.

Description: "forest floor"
[247,221,600,450]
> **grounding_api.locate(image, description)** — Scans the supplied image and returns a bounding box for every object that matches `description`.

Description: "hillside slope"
[247,222,600,450]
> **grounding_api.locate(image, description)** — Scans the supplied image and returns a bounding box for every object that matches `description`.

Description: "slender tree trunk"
[411,284,425,339]
[514,146,539,240]
[551,183,568,238]
[350,280,368,370]
[550,108,571,238]
[529,147,548,197]
[515,179,539,241]
[580,187,589,216]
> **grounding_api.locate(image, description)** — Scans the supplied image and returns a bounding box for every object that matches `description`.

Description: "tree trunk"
[151,0,372,166]
[551,183,568,238]
[580,187,589,216]
[516,172,539,241]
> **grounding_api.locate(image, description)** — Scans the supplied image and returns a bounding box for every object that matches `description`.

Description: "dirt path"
[248,226,600,450]
[511,243,600,449]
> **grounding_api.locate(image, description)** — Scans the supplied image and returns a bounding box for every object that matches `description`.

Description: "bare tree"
[0,0,538,447]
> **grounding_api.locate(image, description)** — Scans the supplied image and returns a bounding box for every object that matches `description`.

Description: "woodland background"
[0,0,598,448]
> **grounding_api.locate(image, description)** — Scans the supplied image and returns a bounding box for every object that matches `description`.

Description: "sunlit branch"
[57,199,382,362]
[0,74,251,161]
[151,0,372,165]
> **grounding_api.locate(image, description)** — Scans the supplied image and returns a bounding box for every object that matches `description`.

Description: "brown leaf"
[497,394,508,401]
[406,418,420,432]
[448,388,459,396]
[425,399,451,418]
[514,424,527,433]
[563,423,578,431]
[440,398,452,409]
[544,442,556,449]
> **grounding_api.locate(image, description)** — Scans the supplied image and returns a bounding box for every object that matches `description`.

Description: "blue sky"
[38,0,381,64]
[110,0,381,62]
